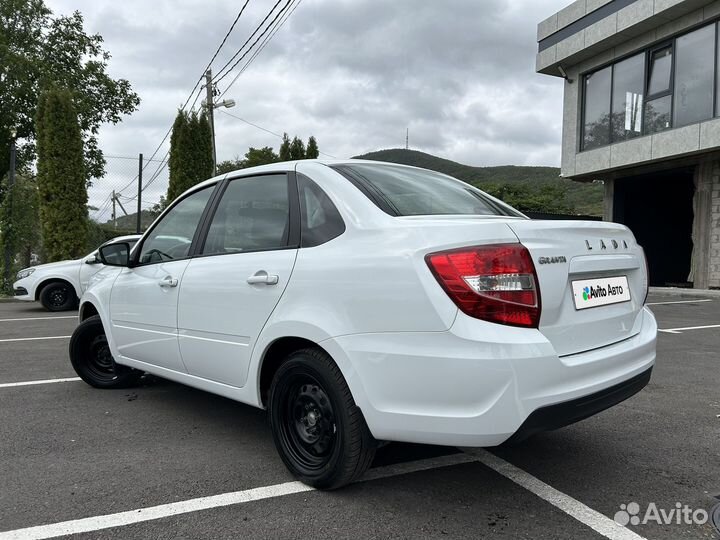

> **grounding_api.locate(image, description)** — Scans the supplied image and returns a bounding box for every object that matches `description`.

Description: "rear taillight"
[640,246,649,304]
[425,243,541,328]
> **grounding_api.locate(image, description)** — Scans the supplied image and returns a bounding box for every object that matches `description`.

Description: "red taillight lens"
[425,243,541,328]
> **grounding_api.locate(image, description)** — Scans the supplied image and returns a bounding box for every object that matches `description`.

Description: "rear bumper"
[504,366,652,445]
[322,306,657,447]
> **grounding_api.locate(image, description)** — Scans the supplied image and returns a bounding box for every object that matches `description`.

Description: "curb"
[649,286,720,298]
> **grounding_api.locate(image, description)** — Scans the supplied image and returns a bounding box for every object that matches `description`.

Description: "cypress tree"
[289,136,305,160]
[306,136,319,159]
[35,88,87,261]
[279,133,291,161]
[196,111,214,180]
[167,110,190,203]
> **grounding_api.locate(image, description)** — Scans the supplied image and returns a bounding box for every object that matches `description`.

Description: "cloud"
[45,0,568,214]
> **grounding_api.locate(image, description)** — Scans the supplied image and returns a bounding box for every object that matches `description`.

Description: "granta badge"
[538,256,567,265]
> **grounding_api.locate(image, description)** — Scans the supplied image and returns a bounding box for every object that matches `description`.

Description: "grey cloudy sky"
[45,0,569,207]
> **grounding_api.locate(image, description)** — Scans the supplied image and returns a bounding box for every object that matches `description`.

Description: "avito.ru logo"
[582,283,625,301]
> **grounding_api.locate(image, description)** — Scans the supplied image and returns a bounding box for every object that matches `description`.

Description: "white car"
[13,235,141,311]
[70,160,657,489]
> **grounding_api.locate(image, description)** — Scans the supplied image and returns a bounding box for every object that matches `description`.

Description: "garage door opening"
[612,168,695,287]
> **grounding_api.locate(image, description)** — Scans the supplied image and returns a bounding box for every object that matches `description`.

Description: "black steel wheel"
[268,348,375,489]
[69,315,139,389]
[39,281,77,312]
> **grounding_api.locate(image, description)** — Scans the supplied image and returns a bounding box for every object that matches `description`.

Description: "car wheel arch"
[35,278,79,301]
[79,301,99,321]
[258,336,322,407]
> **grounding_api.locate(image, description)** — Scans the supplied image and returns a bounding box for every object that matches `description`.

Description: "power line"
[218,0,302,100]
[212,0,285,85]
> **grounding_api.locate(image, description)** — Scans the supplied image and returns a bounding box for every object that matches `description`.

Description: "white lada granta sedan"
[70,160,657,489]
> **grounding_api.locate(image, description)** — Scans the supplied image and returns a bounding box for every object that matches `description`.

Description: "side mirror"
[98,242,132,267]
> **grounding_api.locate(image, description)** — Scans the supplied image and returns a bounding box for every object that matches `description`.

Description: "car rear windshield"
[331,163,523,217]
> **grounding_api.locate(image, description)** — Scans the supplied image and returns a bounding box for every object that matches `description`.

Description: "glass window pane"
[644,95,672,134]
[334,164,522,217]
[674,24,715,127]
[202,175,289,255]
[582,66,612,150]
[648,47,672,95]
[612,53,645,142]
[298,174,345,247]
[138,186,213,264]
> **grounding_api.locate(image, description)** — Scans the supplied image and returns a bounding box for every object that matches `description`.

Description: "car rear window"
[331,163,523,217]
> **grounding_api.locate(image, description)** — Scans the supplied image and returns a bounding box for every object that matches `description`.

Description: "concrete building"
[537,0,720,289]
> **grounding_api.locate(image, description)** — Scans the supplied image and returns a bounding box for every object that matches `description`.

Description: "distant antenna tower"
[405,127,409,150]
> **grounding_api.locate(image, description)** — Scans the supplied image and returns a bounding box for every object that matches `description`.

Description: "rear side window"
[332,163,522,217]
[298,174,345,247]
[202,175,290,255]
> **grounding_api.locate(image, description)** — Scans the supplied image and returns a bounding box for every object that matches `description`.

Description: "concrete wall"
[710,164,720,287]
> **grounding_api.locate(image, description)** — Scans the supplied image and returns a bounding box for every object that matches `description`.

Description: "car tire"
[39,281,78,312]
[69,315,139,389]
[268,347,376,489]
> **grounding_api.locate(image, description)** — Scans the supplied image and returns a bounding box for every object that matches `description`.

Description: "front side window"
[202,175,290,255]
[582,66,612,150]
[333,164,523,217]
[137,186,214,264]
[674,24,715,128]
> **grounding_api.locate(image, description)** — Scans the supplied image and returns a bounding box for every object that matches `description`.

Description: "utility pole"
[205,69,217,175]
[405,127,409,150]
[3,130,17,289]
[112,190,117,229]
[136,153,143,234]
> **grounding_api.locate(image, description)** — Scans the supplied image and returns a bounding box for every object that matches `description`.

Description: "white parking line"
[646,299,712,306]
[0,336,71,343]
[0,316,76,322]
[0,453,477,539]
[0,378,81,389]
[0,450,643,540]
[658,324,720,334]
[467,449,646,540]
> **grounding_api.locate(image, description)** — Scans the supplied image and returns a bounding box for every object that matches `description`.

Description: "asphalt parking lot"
[0,294,718,540]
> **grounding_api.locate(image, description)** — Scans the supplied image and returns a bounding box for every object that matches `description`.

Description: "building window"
[674,24,715,128]
[647,46,673,95]
[582,66,612,150]
[611,53,645,141]
[580,21,720,151]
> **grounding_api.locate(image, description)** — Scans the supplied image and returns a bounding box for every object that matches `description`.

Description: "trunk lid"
[506,220,647,356]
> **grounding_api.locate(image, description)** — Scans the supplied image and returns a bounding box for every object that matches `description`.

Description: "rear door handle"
[247,270,279,285]
[158,275,179,288]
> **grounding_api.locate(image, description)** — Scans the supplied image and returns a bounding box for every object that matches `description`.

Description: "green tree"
[167,110,191,203]
[244,146,279,168]
[0,174,40,286]
[0,1,140,185]
[166,110,213,204]
[196,111,214,178]
[289,136,305,160]
[36,88,88,261]
[305,136,319,159]
[279,133,291,161]
[216,157,245,175]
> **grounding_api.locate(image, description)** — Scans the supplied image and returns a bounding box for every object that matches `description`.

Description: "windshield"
[332,163,524,217]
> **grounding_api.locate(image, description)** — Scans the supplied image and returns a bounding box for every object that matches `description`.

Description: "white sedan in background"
[13,235,141,311]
